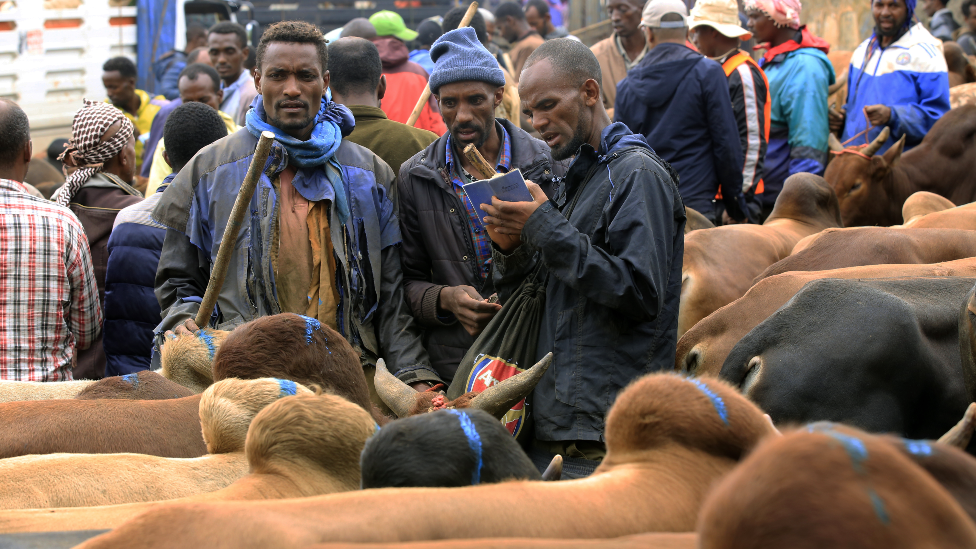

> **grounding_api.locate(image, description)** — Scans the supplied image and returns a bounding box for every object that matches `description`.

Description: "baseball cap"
[641,0,689,28]
[689,0,752,39]
[369,10,419,41]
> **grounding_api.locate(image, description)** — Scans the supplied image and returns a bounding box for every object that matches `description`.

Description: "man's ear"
[494,85,505,108]
[23,140,32,164]
[377,74,387,101]
[216,88,224,103]
[163,149,173,169]
[253,70,262,94]
[242,46,251,61]
[581,78,601,107]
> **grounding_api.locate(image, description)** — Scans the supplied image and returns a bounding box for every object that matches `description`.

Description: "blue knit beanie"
[429,28,506,93]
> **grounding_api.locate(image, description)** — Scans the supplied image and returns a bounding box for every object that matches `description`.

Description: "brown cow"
[74,370,194,400]
[677,258,976,377]
[698,427,976,548]
[0,390,373,533]
[75,374,776,549]
[678,174,841,335]
[946,42,976,89]
[755,227,976,282]
[0,378,309,511]
[902,201,976,230]
[303,534,698,549]
[824,105,976,227]
[0,314,375,460]
[900,191,957,224]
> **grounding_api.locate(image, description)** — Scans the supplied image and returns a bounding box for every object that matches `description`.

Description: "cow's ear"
[882,134,907,168]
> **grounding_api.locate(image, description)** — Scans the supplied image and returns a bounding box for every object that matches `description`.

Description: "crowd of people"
[0,0,966,479]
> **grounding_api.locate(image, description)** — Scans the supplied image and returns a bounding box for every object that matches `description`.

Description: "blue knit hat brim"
[429,27,506,93]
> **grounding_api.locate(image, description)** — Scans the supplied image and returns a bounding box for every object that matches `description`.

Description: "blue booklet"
[462,169,533,229]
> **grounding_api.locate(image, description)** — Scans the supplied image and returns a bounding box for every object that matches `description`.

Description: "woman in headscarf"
[53,99,143,378]
[744,0,835,219]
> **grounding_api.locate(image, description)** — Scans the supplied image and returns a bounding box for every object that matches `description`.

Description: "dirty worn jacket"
[492,123,685,443]
[397,119,559,384]
[152,128,430,373]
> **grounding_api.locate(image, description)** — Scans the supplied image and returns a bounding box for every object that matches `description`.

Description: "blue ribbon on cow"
[447,409,483,485]
[276,379,298,398]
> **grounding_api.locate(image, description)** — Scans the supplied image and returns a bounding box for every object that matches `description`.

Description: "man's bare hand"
[439,285,502,337]
[828,106,846,134]
[481,180,548,252]
[172,318,200,337]
[864,104,892,127]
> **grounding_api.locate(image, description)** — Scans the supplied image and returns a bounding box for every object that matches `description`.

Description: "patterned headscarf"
[744,0,802,29]
[52,100,134,207]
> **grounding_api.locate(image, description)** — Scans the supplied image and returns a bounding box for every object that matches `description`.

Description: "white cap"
[641,0,689,28]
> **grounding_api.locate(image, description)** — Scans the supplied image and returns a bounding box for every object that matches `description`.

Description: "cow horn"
[938,402,976,449]
[372,359,417,418]
[468,353,552,419]
[542,454,563,481]
[828,132,845,152]
[862,126,891,157]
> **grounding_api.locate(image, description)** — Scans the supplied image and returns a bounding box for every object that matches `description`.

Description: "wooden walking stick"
[405,1,479,127]
[194,131,276,328]
[463,143,499,180]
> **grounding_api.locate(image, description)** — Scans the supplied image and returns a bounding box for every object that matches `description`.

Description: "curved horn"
[828,132,845,153]
[372,359,417,418]
[541,454,563,481]
[862,126,890,157]
[938,402,976,449]
[468,353,552,419]
[827,69,847,96]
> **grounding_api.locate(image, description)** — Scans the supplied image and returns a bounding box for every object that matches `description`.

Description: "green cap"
[369,10,419,41]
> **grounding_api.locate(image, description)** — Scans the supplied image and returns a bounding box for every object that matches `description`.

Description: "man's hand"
[864,104,892,127]
[167,318,200,338]
[829,106,846,134]
[439,285,502,337]
[481,180,548,253]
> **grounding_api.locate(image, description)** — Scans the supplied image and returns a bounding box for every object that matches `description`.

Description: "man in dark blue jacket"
[103,102,228,375]
[482,39,686,478]
[615,0,750,223]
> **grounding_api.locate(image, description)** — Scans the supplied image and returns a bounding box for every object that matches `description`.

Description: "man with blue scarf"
[482,39,685,478]
[831,0,950,154]
[151,21,432,381]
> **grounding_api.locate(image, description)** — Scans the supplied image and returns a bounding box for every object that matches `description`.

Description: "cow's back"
[756,227,976,281]
[720,277,976,441]
[0,395,206,459]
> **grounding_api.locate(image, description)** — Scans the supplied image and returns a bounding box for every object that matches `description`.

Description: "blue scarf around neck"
[245,93,355,220]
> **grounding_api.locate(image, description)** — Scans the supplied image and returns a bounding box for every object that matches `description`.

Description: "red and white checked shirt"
[0,178,101,380]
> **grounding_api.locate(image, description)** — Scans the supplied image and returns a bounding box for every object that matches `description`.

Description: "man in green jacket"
[328,38,438,181]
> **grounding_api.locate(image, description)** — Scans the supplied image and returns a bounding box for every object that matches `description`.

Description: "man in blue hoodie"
[482,38,686,477]
[615,0,751,223]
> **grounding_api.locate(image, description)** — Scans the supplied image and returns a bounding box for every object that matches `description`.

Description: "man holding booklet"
[481,39,686,477]
[396,27,561,389]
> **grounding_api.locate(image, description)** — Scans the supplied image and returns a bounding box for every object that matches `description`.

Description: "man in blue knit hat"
[395,27,560,389]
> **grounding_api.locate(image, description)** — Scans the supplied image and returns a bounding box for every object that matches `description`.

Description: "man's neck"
[223,69,242,88]
[331,92,380,109]
[544,22,557,36]
[769,28,798,48]
[586,113,612,153]
[0,168,24,183]
[712,39,741,60]
[619,31,647,60]
[456,124,501,179]
[515,24,535,42]
[123,94,141,116]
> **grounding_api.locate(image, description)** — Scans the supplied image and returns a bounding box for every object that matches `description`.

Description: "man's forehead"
[436,81,495,98]
[179,75,215,92]
[608,0,643,9]
[209,33,241,48]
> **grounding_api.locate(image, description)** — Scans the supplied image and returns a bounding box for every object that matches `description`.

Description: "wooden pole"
[405,1,479,127]
[194,131,276,328]
[463,143,498,180]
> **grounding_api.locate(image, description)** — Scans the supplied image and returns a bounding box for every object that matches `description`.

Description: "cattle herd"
[4,107,976,547]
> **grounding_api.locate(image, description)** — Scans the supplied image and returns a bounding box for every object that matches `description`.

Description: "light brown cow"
[900,191,956,224]
[76,374,776,549]
[756,227,976,282]
[698,427,976,548]
[0,390,373,533]
[902,202,976,230]
[0,378,310,510]
[304,534,698,549]
[677,258,976,377]
[679,173,841,335]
